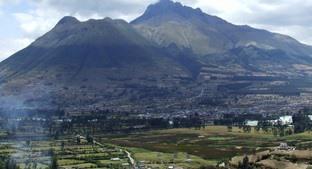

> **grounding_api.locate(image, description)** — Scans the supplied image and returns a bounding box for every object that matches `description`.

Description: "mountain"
[132,0,312,57]
[0,16,192,111]
[131,0,312,88]
[0,17,186,81]
[1,0,312,114]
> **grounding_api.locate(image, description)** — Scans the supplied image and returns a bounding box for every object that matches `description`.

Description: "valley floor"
[1,126,312,169]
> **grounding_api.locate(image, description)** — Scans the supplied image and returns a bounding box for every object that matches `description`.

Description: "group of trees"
[218,109,312,137]
[225,118,295,137]
[50,152,58,169]
[293,109,312,133]
[0,158,20,169]
[257,120,293,137]
[44,113,205,138]
[214,113,262,126]
[172,113,204,129]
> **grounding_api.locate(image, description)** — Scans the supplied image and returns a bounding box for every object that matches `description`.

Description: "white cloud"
[14,8,63,39]
[252,24,312,45]
[13,0,158,40]
[0,1,3,16]
[1,0,312,62]
[0,0,158,61]
[0,38,33,61]
[11,0,312,44]
[30,0,157,21]
[178,0,312,44]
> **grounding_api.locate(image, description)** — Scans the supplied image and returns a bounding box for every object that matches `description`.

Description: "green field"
[1,126,312,169]
[104,126,312,165]
[0,137,131,169]
[128,147,216,169]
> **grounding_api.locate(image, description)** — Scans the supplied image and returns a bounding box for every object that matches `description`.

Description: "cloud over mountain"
[0,0,312,61]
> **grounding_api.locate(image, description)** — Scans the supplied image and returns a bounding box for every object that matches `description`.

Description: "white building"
[246,120,258,127]
[279,116,293,125]
[308,115,312,121]
[269,116,293,125]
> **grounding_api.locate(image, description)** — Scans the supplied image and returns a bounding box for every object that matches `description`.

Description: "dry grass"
[257,159,309,169]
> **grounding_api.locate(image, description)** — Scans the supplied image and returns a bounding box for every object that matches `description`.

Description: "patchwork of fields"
[0,137,131,169]
[104,126,312,164]
[1,126,312,169]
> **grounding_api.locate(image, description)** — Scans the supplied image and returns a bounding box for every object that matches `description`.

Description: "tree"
[238,156,253,169]
[5,158,20,169]
[54,131,60,140]
[33,161,37,169]
[275,120,287,137]
[86,133,94,144]
[243,125,251,133]
[254,125,260,133]
[25,140,31,147]
[258,120,271,133]
[273,128,278,137]
[76,136,81,144]
[227,125,233,132]
[50,151,58,169]
[279,127,285,137]
[285,128,293,136]
[61,141,65,152]
[242,156,249,168]
[293,111,312,133]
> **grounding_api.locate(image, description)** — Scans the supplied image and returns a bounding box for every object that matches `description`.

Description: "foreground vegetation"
[104,126,312,166]
[0,136,131,169]
[1,126,312,169]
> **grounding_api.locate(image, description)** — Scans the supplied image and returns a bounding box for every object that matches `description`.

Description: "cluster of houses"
[276,142,296,151]
[246,115,312,127]
[218,112,312,128]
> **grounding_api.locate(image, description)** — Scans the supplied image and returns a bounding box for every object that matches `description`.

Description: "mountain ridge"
[1,0,312,113]
[132,0,312,56]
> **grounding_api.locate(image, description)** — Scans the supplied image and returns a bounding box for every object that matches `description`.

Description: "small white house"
[246,120,258,127]
[276,143,296,151]
[279,116,293,125]
[269,116,293,125]
[122,163,130,166]
[111,158,120,161]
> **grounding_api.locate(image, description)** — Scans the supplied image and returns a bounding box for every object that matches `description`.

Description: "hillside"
[0,17,192,111]
[1,0,312,114]
[132,0,312,57]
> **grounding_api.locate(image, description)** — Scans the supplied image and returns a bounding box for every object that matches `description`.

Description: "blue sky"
[1,0,312,61]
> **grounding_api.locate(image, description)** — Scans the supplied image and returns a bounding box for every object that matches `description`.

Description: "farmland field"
[103,126,312,164]
[1,126,312,169]
[0,137,132,169]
